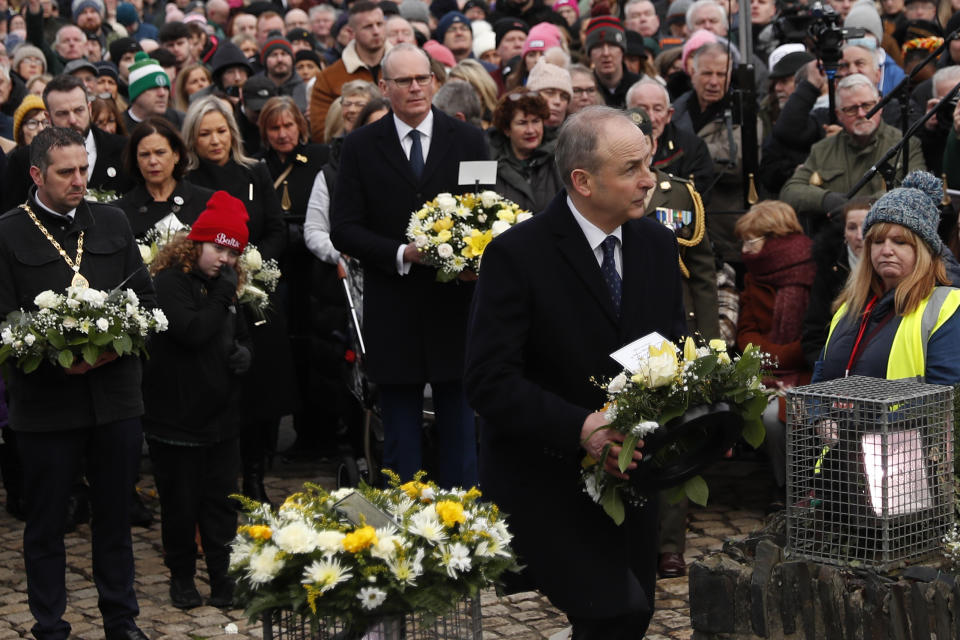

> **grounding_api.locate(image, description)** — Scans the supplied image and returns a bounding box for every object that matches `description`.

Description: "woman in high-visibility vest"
[815,171,960,384]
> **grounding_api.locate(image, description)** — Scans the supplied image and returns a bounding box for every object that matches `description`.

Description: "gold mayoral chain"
[21,200,89,288]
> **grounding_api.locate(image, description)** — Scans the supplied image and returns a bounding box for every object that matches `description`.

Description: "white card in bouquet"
[155,212,188,242]
[333,491,398,529]
[609,331,672,373]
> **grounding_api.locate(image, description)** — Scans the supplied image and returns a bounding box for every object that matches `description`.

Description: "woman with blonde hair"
[173,63,212,112]
[816,172,960,385]
[735,199,815,509]
[449,59,498,118]
[181,94,293,504]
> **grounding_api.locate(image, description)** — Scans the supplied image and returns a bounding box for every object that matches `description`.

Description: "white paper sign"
[609,331,672,373]
[458,161,498,186]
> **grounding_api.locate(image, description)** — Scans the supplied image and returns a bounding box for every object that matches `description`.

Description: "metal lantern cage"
[262,598,483,640]
[785,376,954,572]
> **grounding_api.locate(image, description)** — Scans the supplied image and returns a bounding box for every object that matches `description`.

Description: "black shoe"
[169,577,202,609]
[208,577,235,609]
[104,626,150,640]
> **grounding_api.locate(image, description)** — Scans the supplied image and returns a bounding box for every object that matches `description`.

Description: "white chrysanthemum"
[302,557,352,593]
[33,290,61,309]
[489,521,513,547]
[631,421,660,437]
[1,328,13,345]
[80,288,108,307]
[438,542,472,578]
[386,548,425,586]
[408,509,446,544]
[272,520,320,554]
[315,530,346,554]
[246,545,284,584]
[388,495,416,518]
[65,298,80,309]
[370,527,405,561]
[329,487,354,501]
[95,318,110,332]
[125,289,139,305]
[358,586,387,610]
[229,539,253,570]
[152,308,169,331]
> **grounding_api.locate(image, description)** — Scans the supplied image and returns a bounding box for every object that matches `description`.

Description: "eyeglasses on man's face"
[838,100,878,117]
[384,74,434,88]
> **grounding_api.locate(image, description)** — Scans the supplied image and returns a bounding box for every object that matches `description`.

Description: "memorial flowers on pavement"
[583,336,773,524]
[0,285,168,373]
[406,191,532,281]
[230,472,517,630]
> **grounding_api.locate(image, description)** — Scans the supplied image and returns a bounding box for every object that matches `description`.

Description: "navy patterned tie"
[408,130,424,179]
[600,235,622,314]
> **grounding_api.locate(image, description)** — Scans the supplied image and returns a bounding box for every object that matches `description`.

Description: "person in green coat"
[780,73,925,233]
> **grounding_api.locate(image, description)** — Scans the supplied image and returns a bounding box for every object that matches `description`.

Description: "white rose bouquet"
[583,337,773,524]
[0,285,168,373]
[405,191,532,282]
[230,471,518,633]
[237,246,281,321]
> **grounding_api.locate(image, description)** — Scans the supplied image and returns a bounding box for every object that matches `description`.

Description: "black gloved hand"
[822,191,846,217]
[218,263,240,292]
[228,343,252,375]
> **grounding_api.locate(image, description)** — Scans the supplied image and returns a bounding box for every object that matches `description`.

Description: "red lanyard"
[845,295,879,377]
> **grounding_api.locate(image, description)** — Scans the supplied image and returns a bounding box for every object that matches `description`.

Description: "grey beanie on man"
[863,171,943,253]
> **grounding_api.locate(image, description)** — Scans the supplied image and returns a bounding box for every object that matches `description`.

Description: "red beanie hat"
[188,191,250,252]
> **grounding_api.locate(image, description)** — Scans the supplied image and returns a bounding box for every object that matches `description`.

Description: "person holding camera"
[919,66,960,176]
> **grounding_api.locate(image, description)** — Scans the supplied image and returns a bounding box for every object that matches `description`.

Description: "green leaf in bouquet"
[741,393,768,423]
[46,329,66,350]
[57,349,75,368]
[68,335,89,346]
[22,355,41,373]
[113,334,132,355]
[601,484,625,525]
[741,416,766,449]
[435,270,459,283]
[82,343,99,365]
[618,431,641,473]
[689,354,718,379]
[683,475,709,506]
[91,331,114,346]
[0,344,10,365]
[663,484,686,505]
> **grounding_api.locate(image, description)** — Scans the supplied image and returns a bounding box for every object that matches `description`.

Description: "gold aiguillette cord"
[22,200,88,288]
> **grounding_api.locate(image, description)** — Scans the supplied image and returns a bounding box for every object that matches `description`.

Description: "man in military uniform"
[780,73,925,231]
[628,106,720,579]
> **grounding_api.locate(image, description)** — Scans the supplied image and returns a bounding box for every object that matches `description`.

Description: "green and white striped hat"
[127,51,170,104]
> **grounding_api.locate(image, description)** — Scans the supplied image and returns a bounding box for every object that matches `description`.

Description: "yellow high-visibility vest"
[823,287,960,381]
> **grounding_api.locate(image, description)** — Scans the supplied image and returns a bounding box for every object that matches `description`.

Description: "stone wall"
[688,522,958,639]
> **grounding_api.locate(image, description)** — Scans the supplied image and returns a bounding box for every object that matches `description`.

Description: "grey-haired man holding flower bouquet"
[465,106,687,640]
[0,127,155,640]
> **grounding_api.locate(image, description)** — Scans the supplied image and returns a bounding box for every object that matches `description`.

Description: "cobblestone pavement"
[0,454,773,640]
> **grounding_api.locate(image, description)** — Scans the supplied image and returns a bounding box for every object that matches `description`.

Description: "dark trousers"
[378,380,478,488]
[568,611,653,639]
[17,418,142,640]
[147,437,240,581]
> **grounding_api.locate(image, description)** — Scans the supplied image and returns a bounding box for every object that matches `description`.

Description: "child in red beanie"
[142,191,253,610]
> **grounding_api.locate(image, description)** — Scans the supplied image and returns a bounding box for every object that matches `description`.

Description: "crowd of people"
[3,0,960,636]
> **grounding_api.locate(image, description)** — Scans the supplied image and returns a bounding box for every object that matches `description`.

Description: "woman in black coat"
[257,96,331,457]
[144,191,252,610]
[181,95,294,503]
[115,118,214,240]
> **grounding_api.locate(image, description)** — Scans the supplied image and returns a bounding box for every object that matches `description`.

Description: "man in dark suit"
[2,74,129,212]
[331,43,488,488]
[465,106,687,639]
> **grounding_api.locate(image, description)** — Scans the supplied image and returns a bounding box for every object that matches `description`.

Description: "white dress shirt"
[394,111,435,275]
[85,130,97,182]
[567,195,622,276]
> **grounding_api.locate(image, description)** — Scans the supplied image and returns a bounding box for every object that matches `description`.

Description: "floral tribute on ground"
[406,191,532,281]
[229,471,518,632]
[583,336,774,524]
[0,285,168,372]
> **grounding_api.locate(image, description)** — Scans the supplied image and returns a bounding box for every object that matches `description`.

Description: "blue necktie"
[600,235,622,314]
[408,130,424,179]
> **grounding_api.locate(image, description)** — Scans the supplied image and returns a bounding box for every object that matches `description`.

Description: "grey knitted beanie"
[863,171,943,254]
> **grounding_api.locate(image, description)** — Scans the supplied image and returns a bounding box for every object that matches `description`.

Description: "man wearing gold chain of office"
[0,126,155,640]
